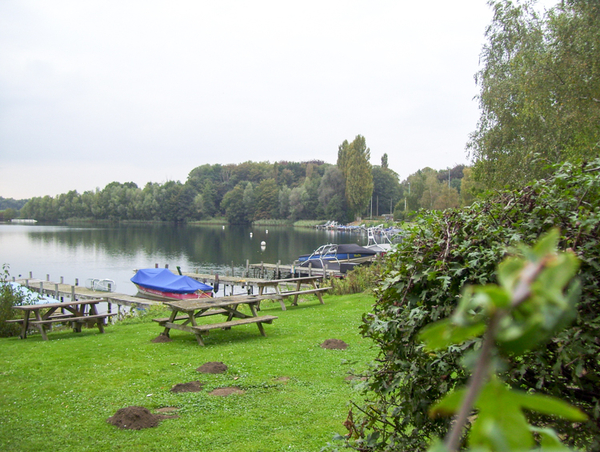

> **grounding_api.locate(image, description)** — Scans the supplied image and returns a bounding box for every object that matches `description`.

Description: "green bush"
[328,261,383,295]
[347,160,600,451]
[0,264,37,337]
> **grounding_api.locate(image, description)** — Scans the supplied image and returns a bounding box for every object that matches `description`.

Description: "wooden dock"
[13,277,160,320]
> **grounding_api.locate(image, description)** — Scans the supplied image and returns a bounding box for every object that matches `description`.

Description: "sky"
[0,0,558,200]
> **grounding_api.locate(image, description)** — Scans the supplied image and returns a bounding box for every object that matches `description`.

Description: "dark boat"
[131,268,213,301]
[296,243,377,269]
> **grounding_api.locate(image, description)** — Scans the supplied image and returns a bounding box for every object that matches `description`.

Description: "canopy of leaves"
[469,0,600,188]
[350,160,600,451]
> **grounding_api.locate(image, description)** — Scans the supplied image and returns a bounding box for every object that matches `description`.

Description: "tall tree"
[337,135,373,219]
[469,0,600,188]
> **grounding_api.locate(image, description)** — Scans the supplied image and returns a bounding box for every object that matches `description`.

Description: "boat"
[85,278,116,292]
[131,268,213,301]
[296,243,378,270]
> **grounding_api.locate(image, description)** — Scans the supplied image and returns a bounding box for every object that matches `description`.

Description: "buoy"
[250,232,253,238]
[261,241,266,246]
[222,225,225,230]
[266,229,268,234]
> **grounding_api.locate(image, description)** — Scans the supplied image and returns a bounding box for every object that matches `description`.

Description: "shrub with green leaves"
[0,264,38,337]
[347,160,600,451]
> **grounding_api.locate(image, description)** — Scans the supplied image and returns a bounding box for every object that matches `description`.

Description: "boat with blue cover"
[131,268,213,301]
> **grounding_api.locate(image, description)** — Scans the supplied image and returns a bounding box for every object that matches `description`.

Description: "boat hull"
[134,284,212,301]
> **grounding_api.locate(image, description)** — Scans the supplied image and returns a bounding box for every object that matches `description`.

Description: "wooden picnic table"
[152,295,278,346]
[256,276,331,310]
[11,299,116,340]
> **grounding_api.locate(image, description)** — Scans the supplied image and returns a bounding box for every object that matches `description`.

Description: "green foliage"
[420,230,586,451]
[328,262,382,296]
[346,160,600,451]
[338,135,374,219]
[0,264,38,337]
[469,0,600,188]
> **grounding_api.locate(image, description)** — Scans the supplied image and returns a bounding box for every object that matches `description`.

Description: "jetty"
[12,273,160,320]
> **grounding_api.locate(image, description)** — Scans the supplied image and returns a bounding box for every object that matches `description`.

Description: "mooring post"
[231,261,234,277]
[308,262,312,277]
[60,276,64,284]
[29,271,33,278]
[39,281,44,295]
[246,259,249,277]
[25,279,29,288]
[155,263,159,268]
[54,283,59,300]
[46,274,50,282]
[75,278,79,286]
[71,285,75,302]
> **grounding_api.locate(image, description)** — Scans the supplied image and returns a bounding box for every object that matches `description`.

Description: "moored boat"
[296,243,377,268]
[131,268,213,301]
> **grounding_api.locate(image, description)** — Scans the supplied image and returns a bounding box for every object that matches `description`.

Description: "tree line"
[16,135,472,224]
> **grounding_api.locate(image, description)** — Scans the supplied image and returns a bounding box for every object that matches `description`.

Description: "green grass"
[0,294,376,452]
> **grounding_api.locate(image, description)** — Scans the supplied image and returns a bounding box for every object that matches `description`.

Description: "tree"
[371,166,401,216]
[338,135,374,219]
[221,184,250,224]
[254,179,279,219]
[469,0,600,189]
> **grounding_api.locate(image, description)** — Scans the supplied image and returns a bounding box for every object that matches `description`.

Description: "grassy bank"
[0,293,376,452]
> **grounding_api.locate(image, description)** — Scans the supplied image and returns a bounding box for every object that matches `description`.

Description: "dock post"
[308,262,312,277]
[39,281,44,295]
[60,276,64,284]
[29,271,33,278]
[165,264,169,269]
[54,283,59,300]
[25,279,29,288]
[71,285,76,302]
[261,261,264,278]
[75,278,79,286]
[155,263,159,268]
[246,259,249,277]
[46,274,50,282]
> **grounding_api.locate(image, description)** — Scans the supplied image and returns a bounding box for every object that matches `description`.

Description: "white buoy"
[265,229,268,234]
[261,241,266,246]
[250,232,253,238]
[222,225,225,230]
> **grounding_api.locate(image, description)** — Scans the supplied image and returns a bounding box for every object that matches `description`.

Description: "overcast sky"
[0,1,557,200]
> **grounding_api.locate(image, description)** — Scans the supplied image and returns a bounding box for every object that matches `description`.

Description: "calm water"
[0,223,367,296]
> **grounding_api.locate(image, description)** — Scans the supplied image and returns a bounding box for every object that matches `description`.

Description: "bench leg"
[96,318,105,334]
[194,332,205,346]
[256,322,267,337]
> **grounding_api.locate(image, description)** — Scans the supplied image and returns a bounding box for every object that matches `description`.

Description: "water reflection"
[1,224,367,295]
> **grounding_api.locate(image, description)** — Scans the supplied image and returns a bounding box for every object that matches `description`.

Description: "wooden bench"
[152,309,228,325]
[28,313,117,325]
[160,315,278,346]
[263,286,331,310]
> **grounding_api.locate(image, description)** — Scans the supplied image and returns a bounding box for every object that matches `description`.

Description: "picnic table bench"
[12,299,116,340]
[153,295,277,346]
[256,276,331,310]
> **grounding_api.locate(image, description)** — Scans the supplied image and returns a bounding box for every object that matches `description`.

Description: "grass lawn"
[0,293,377,452]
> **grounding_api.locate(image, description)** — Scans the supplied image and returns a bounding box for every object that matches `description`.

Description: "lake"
[0,223,368,296]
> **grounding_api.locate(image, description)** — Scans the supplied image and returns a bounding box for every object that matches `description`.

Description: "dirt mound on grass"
[107,406,163,430]
[151,334,172,343]
[208,386,244,396]
[197,361,228,374]
[321,339,348,349]
[171,381,204,393]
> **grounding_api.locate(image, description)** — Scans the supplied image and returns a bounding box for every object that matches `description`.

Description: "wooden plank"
[29,313,117,325]
[152,309,228,323]
[190,315,278,332]
[279,287,331,297]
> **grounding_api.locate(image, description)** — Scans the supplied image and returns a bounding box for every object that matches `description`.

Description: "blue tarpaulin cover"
[131,268,213,293]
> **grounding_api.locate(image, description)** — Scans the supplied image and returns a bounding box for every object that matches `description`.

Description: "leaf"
[529,427,571,451]
[510,392,588,421]
[429,389,466,418]
[419,319,486,351]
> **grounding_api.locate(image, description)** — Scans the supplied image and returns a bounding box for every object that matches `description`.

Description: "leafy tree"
[254,178,280,219]
[338,135,374,219]
[372,166,401,216]
[221,184,250,224]
[469,0,600,188]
